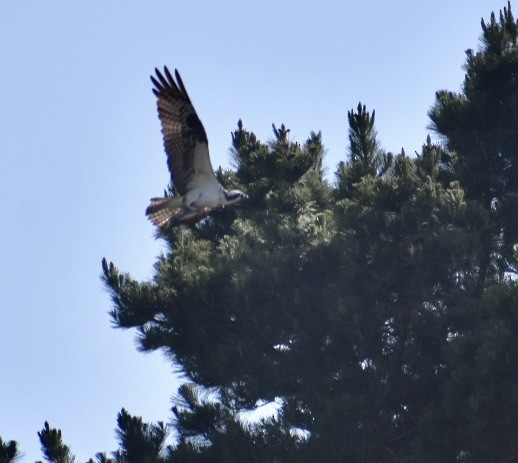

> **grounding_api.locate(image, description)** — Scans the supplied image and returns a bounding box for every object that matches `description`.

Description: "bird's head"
[223,189,248,205]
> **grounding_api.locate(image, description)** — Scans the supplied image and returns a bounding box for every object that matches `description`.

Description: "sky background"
[0,1,503,461]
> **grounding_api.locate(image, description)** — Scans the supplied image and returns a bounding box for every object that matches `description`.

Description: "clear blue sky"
[0,1,503,460]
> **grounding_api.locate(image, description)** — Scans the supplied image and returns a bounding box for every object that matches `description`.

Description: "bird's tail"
[145,196,184,229]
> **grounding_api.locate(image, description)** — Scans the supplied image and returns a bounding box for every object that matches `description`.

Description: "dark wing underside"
[151,67,216,196]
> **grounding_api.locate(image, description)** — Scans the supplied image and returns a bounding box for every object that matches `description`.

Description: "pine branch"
[37,422,75,463]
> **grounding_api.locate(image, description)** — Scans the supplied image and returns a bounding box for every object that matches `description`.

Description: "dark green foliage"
[336,103,392,199]
[100,102,514,460]
[429,1,518,284]
[113,409,167,463]
[231,119,328,208]
[429,2,518,208]
[37,422,75,463]
[86,453,115,463]
[443,283,518,461]
[0,438,19,463]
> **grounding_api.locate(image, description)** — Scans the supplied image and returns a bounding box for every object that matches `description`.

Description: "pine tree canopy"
[0,438,20,463]
[5,3,518,462]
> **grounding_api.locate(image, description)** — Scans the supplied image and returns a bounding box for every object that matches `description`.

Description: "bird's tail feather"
[145,197,184,229]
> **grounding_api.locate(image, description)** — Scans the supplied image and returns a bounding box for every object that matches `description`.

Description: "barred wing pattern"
[150,67,219,196]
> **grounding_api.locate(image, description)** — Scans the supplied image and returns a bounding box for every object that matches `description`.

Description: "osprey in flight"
[146,67,247,229]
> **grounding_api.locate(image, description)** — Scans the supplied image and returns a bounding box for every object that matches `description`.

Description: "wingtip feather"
[164,66,175,85]
[174,69,187,95]
[155,68,169,88]
[151,66,188,97]
[150,74,162,92]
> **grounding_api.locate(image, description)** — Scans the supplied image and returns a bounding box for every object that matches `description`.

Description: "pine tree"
[0,438,19,463]
[429,1,518,267]
[3,3,518,461]
[36,422,75,463]
[101,116,495,461]
[336,102,392,199]
[428,2,518,460]
[102,120,332,462]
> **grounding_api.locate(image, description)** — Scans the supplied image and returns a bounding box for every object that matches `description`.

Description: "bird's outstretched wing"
[151,67,219,195]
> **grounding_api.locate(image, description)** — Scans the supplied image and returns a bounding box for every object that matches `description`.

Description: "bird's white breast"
[187,184,224,208]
